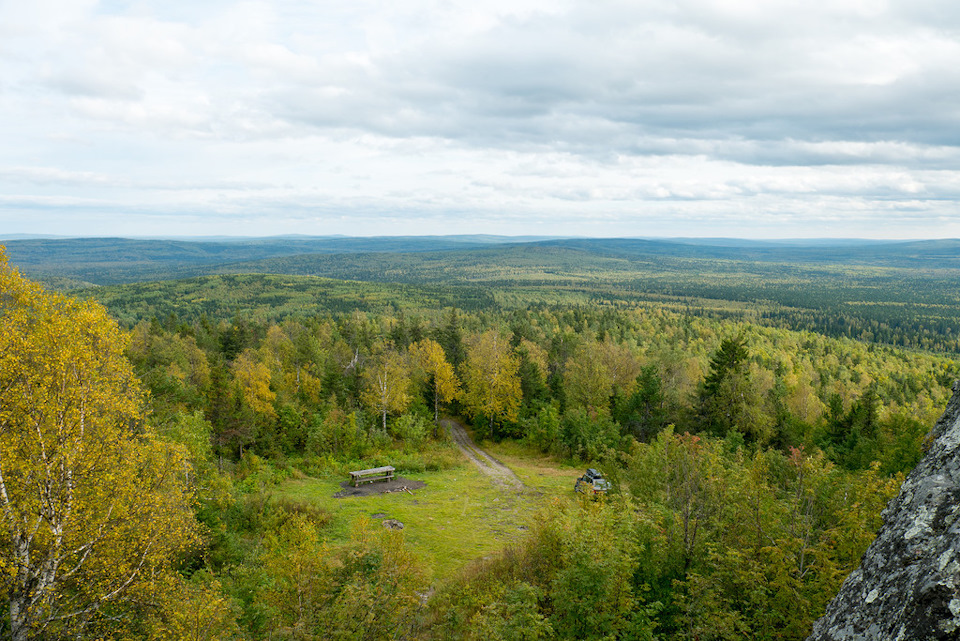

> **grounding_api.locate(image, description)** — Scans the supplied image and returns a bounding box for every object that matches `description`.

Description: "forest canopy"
[0,241,956,640]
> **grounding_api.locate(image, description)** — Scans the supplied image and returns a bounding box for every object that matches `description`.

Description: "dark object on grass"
[333,476,426,499]
[575,469,611,496]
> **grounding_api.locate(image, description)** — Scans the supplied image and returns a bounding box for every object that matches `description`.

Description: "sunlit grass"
[275,452,573,582]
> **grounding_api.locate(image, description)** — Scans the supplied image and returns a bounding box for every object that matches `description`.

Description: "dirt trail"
[440,418,524,490]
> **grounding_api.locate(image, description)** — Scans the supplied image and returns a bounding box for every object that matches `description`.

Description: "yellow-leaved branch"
[0,249,200,640]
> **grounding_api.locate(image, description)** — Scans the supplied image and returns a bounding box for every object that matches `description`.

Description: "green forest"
[1,240,958,640]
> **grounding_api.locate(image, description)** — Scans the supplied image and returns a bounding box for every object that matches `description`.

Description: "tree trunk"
[10,595,30,641]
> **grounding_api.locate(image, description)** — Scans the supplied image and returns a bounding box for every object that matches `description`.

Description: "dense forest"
[1,241,958,640]
[8,236,960,354]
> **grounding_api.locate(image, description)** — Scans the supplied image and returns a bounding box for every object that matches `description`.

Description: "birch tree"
[409,338,460,423]
[360,350,412,432]
[460,330,521,438]
[0,251,200,640]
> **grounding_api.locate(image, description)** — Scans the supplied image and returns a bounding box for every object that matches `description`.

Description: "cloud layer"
[2,0,960,237]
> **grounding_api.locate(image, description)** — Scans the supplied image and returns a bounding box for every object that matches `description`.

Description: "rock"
[807,381,960,641]
[382,519,404,530]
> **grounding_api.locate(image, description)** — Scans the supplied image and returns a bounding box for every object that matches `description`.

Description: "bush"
[392,413,430,449]
[306,408,369,458]
[522,402,562,453]
[429,497,658,640]
[560,409,621,460]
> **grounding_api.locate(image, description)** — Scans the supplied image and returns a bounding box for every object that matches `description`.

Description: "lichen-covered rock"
[807,381,960,641]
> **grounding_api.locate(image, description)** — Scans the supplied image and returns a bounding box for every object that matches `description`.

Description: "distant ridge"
[662,237,906,247]
[0,234,69,240]
[3,234,561,243]
[3,235,959,288]
[4,233,946,245]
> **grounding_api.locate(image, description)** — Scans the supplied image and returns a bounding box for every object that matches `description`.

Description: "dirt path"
[440,418,524,490]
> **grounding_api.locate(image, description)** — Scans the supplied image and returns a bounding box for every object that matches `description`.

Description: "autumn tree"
[140,572,239,641]
[460,330,522,438]
[564,339,641,414]
[232,348,277,420]
[0,251,201,640]
[360,349,412,432]
[259,322,324,406]
[409,338,461,424]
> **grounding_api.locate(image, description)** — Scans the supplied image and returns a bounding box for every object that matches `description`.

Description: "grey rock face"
[807,382,960,641]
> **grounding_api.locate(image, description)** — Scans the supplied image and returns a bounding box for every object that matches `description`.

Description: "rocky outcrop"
[807,382,960,640]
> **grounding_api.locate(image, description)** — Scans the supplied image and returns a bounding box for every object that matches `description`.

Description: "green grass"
[478,439,586,494]
[273,440,584,583]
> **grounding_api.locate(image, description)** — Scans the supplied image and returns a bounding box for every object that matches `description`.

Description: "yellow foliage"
[0,250,202,639]
[361,350,412,431]
[460,330,521,434]
[139,571,240,641]
[410,338,461,422]
[232,348,277,419]
[564,339,641,413]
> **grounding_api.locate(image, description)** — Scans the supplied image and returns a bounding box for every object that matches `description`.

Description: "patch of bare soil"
[333,476,426,498]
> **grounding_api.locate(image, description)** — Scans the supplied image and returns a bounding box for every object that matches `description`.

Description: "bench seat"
[349,465,396,487]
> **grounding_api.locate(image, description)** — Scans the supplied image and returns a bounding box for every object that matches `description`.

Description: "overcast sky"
[2,0,960,238]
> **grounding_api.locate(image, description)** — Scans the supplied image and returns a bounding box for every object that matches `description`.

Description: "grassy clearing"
[478,439,586,495]
[274,436,585,583]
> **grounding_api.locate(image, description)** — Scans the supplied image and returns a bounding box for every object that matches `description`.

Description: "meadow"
[273,436,584,580]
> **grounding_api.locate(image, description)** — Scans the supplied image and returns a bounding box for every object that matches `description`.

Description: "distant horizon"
[4,2,960,239]
[0,233,948,244]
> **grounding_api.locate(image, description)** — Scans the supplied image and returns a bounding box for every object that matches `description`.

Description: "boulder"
[807,382,960,640]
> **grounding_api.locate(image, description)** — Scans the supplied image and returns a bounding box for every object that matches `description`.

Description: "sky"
[2,0,960,239]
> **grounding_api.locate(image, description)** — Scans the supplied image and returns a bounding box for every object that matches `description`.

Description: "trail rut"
[440,418,524,490]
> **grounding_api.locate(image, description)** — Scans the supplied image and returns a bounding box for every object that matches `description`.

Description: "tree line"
[124,300,955,478]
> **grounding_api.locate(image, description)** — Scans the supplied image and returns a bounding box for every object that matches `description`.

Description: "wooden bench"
[349,465,395,487]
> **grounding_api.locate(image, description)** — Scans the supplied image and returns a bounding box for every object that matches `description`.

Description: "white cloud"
[1,0,960,238]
